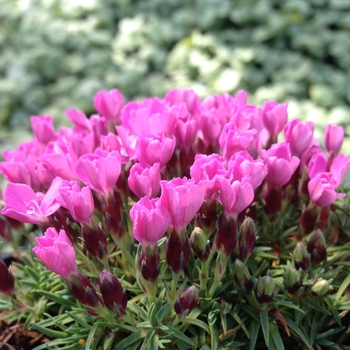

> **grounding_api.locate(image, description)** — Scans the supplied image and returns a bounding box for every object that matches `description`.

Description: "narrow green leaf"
[269,321,285,350]
[303,299,330,315]
[65,311,91,329]
[156,304,169,324]
[137,321,153,328]
[276,300,304,313]
[30,324,68,338]
[181,318,210,334]
[231,312,250,339]
[103,333,116,350]
[210,322,218,350]
[149,334,159,350]
[284,316,311,348]
[25,266,41,282]
[249,320,260,350]
[37,290,75,308]
[259,312,269,347]
[140,329,156,350]
[335,275,350,305]
[167,325,193,346]
[85,323,100,349]
[114,331,143,350]
[128,302,148,320]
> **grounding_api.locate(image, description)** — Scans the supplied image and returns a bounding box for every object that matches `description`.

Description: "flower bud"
[139,244,161,283]
[174,285,199,318]
[255,276,275,304]
[215,213,237,256]
[190,227,211,262]
[166,229,190,274]
[311,279,332,297]
[99,270,127,317]
[293,242,310,271]
[0,259,15,296]
[233,259,254,293]
[238,217,256,262]
[283,266,302,294]
[299,206,319,234]
[104,188,124,238]
[65,274,102,308]
[307,229,326,265]
[81,222,107,260]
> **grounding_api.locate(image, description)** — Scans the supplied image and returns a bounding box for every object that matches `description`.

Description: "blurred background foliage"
[0,0,350,152]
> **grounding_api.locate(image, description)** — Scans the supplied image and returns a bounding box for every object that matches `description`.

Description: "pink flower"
[190,154,226,200]
[30,115,57,144]
[58,181,94,224]
[174,114,199,150]
[284,119,314,157]
[76,150,122,196]
[262,101,288,137]
[308,173,345,207]
[261,142,300,187]
[65,108,91,133]
[219,123,257,160]
[159,178,204,231]
[307,153,327,179]
[165,88,201,117]
[94,89,124,123]
[130,197,171,245]
[330,154,350,185]
[128,163,161,198]
[100,133,121,152]
[0,178,62,225]
[218,176,254,217]
[33,228,77,278]
[324,124,344,155]
[135,133,176,167]
[227,151,267,190]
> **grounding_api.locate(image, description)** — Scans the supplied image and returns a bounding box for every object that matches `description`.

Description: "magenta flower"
[262,101,288,138]
[174,114,199,150]
[159,177,204,231]
[58,181,94,224]
[65,108,91,133]
[330,154,350,186]
[218,176,254,217]
[76,150,122,196]
[324,124,344,156]
[308,173,345,208]
[135,133,176,167]
[0,178,62,225]
[219,123,257,160]
[284,119,314,157]
[261,142,300,187]
[307,153,327,179]
[100,133,121,152]
[227,151,267,190]
[165,88,201,116]
[128,163,161,199]
[130,197,171,245]
[94,89,124,123]
[33,228,78,278]
[190,154,226,200]
[30,115,57,145]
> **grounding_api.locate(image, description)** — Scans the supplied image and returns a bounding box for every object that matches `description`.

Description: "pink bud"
[135,133,176,167]
[262,101,288,137]
[325,124,344,155]
[59,181,94,224]
[94,89,124,123]
[284,119,314,157]
[33,228,78,278]
[307,152,327,179]
[219,123,257,160]
[128,163,161,199]
[30,115,57,144]
[76,150,121,196]
[130,197,171,245]
[261,142,300,187]
[330,154,350,186]
[308,172,345,208]
[218,176,254,218]
[159,178,204,232]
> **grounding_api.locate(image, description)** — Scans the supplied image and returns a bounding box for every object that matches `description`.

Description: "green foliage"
[1,0,350,151]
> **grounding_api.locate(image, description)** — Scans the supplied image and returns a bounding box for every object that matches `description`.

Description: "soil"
[0,320,50,350]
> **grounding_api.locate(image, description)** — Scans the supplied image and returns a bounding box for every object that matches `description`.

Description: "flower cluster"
[0,88,349,349]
